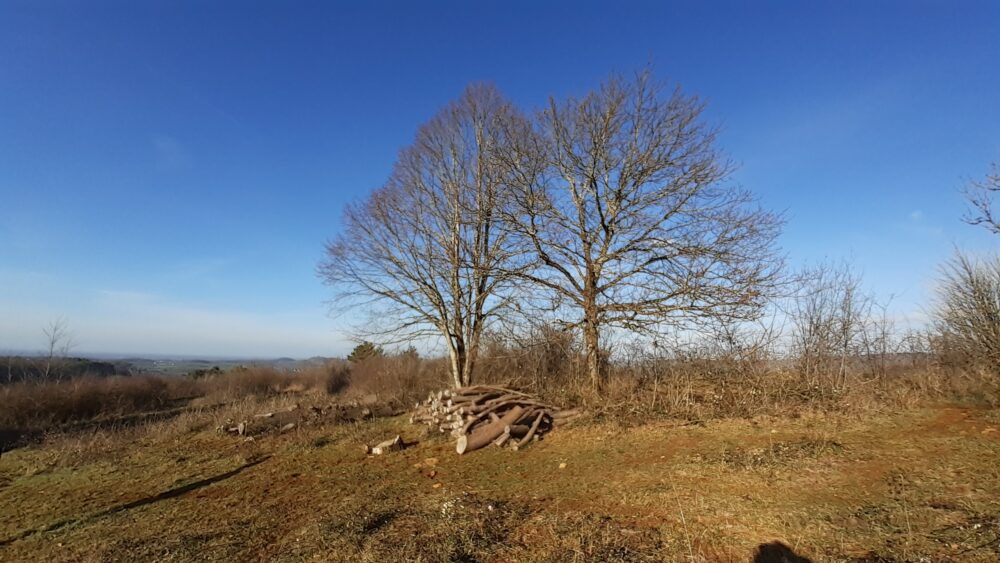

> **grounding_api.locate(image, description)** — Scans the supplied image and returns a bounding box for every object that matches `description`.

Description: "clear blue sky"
[1,1,997,358]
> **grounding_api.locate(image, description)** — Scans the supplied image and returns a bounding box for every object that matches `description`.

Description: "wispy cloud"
[152,135,193,171]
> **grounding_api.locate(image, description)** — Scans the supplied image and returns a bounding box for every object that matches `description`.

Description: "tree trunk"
[583,312,602,392]
[460,335,481,387]
[446,339,465,389]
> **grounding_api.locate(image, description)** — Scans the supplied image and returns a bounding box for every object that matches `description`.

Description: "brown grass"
[1,399,998,561]
[4,350,996,442]
[0,363,352,434]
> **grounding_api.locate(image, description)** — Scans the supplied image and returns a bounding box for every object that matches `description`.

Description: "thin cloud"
[152,135,193,171]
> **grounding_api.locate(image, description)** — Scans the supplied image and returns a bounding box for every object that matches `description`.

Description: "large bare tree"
[964,160,999,235]
[319,84,520,387]
[503,72,783,390]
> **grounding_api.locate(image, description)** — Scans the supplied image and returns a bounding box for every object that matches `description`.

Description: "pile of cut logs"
[410,385,582,454]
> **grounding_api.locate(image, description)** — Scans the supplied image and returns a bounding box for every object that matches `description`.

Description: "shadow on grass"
[0,455,271,547]
[754,541,813,563]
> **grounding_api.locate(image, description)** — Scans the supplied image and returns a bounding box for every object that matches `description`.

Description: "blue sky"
[1,1,997,358]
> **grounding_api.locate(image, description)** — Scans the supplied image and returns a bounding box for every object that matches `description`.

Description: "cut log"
[512,412,545,450]
[505,424,530,438]
[493,430,511,447]
[456,406,524,454]
[364,435,403,455]
[412,385,577,454]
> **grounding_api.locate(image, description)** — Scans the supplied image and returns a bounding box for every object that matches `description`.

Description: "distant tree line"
[2,356,133,384]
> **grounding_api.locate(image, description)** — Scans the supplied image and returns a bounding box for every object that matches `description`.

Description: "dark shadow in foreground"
[754,541,813,563]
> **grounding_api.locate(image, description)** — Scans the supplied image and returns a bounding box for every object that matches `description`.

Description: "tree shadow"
[753,541,813,563]
[0,456,270,546]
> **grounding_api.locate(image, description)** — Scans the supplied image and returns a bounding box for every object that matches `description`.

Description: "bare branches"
[933,251,1000,374]
[321,72,783,391]
[42,318,75,381]
[963,160,1000,235]
[319,84,522,387]
[503,71,784,389]
[789,262,896,389]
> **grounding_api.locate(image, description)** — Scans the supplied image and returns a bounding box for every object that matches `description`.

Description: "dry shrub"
[0,375,191,429]
[198,363,349,403]
[345,354,446,406]
[0,361,354,438]
[476,327,586,397]
[932,251,1000,377]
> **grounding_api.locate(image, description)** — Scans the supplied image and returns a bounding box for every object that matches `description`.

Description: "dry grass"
[0,364,353,434]
[4,354,996,454]
[1,397,998,561]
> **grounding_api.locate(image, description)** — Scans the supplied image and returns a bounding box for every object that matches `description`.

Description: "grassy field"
[1,398,998,562]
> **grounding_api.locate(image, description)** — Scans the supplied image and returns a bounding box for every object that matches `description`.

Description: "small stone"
[559,462,567,469]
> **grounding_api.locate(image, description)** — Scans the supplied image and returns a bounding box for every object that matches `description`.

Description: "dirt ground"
[1,402,998,562]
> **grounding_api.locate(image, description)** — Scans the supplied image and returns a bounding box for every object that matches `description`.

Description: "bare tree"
[4,353,13,384]
[963,160,1000,234]
[42,318,75,381]
[319,84,521,387]
[503,71,783,390]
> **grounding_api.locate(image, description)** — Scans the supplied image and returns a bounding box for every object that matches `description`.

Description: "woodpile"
[409,385,582,454]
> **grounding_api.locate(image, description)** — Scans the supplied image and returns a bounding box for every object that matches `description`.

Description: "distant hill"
[1,354,342,382]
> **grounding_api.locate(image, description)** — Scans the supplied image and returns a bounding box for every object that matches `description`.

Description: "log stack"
[409,385,582,454]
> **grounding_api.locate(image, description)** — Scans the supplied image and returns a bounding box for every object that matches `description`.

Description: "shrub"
[0,375,185,428]
[347,354,445,406]
[933,251,1000,376]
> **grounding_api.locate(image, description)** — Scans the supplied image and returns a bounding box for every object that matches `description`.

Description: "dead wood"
[410,386,578,455]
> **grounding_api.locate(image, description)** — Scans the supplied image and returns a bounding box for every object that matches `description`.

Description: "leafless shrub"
[932,251,1000,377]
[789,261,898,393]
[347,354,447,407]
[199,363,348,402]
[477,324,582,392]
